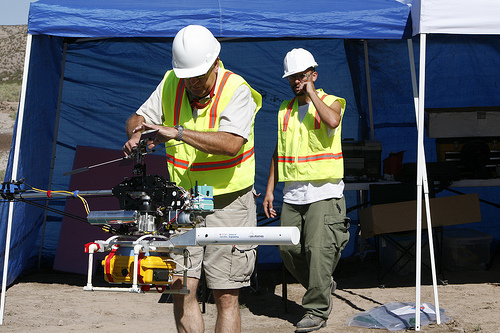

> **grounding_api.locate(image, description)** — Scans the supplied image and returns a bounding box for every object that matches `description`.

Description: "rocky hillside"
[0,25,27,176]
[0,25,26,83]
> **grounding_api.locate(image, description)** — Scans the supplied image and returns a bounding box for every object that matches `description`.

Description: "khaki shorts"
[172,186,257,290]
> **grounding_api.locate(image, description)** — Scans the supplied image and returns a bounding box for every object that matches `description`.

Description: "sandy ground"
[1,252,499,333]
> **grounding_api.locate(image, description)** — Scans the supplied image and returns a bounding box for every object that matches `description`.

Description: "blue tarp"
[28,0,412,38]
[2,0,500,287]
[0,0,412,286]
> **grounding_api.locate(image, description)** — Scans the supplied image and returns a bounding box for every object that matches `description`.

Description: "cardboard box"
[359,193,481,238]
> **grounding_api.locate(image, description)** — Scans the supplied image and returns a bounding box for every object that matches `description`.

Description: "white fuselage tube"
[195,227,300,246]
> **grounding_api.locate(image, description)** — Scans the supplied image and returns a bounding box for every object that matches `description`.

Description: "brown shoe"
[295,314,326,333]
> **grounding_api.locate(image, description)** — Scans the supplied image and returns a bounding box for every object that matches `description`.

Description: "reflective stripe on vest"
[166,154,189,170]
[174,80,186,125]
[190,147,254,171]
[282,94,327,132]
[209,72,233,128]
[278,152,343,164]
[282,98,295,132]
[173,72,233,128]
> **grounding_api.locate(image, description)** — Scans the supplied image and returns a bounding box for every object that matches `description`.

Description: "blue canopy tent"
[0,0,412,290]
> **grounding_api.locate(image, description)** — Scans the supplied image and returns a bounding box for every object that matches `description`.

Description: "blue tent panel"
[1,35,361,284]
[28,0,411,39]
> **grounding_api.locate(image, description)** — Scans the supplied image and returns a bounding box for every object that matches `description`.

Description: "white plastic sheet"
[345,302,451,331]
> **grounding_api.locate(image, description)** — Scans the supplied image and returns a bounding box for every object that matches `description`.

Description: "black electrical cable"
[3,198,89,223]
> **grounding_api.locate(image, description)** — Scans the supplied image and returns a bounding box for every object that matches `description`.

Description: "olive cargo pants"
[279,197,350,319]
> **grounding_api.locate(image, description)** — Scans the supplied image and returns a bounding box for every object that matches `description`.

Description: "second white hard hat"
[282,48,318,78]
[172,25,221,79]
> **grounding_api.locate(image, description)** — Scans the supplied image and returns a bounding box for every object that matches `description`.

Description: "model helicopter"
[2,129,299,294]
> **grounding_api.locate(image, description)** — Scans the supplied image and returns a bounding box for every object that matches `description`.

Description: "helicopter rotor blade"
[63,156,129,176]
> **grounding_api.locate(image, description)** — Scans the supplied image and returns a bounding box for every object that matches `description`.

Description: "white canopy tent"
[411,0,500,35]
[410,0,500,329]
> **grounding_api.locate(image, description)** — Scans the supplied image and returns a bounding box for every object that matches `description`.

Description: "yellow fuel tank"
[102,253,175,285]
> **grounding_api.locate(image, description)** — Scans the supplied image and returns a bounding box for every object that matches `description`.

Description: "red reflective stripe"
[315,94,328,129]
[283,98,295,132]
[174,80,186,125]
[298,152,343,162]
[166,154,189,170]
[278,152,343,163]
[209,72,233,129]
[277,156,295,163]
[191,147,254,171]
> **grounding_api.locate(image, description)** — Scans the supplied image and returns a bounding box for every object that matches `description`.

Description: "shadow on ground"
[11,247,500,325]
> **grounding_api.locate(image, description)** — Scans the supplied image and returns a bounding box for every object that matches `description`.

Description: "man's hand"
[135,123,177,151]
[263,193,276,219]
[300,80,317,98]
[124,114,148,156]
[263,146,278,219]
[123,131,142,156]
[123,120,176,155]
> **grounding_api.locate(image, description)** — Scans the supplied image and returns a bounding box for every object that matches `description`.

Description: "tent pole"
[407,38,441,326]
[363,40,375,140]
[37,41,68,269]
[415,33,440,331]
[0,33,33,325]
[414,33,425,332]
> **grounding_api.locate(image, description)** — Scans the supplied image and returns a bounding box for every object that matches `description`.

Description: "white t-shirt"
[283,179,345,205]
[136,68,256,140]
[283,102,344,205]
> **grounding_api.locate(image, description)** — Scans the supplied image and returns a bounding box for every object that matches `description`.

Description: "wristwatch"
[174,125,184,141]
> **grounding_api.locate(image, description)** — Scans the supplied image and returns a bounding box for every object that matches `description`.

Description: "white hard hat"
[172,25,221,78]
[282,48,318,78]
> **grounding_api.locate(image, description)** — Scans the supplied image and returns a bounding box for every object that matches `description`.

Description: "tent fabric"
[410,0,500,35]
[28,0,412,39]
[0,35,63,284]
[46,37,362,269]
[1,0,414,287]
[345,34,500,162]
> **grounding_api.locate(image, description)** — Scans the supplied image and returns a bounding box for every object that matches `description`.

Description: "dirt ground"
[1,251,499,333]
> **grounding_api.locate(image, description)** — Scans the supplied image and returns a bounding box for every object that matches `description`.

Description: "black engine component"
[112,175,187,213]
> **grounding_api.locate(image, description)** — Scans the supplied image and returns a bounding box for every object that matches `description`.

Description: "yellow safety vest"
[161,63,262,195]
[277,89,345,182]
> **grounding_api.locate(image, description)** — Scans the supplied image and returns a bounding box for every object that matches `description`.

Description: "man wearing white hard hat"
[123,25,262,333]
[263,48,350,333]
